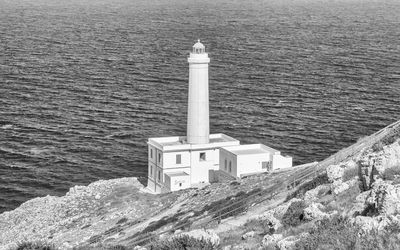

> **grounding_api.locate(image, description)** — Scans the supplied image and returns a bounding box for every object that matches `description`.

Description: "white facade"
[147,133,240,193]
[220,144,292,178]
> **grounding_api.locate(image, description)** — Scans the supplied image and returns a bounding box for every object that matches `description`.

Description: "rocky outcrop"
[365,180,400,216]
[359,141,400,190]
[257,210,282,232]
[327,164,344,182]
[0,178,153,250]
[241,231,255,240]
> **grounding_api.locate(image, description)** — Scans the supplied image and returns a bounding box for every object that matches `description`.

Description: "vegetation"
[281,200,307,227]
[15,241,57,250]
[382,166,400,182]
[296,215,400,250]
[148,234,217,250]
[286,174,329,201]
[342,166,360,182]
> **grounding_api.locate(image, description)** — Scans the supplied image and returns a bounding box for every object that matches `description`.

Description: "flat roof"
[148,133,240,151]
[165,171,189,177]
[222,144,280,155]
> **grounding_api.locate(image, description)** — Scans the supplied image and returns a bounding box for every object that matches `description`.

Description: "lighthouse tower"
[187,40,210,144]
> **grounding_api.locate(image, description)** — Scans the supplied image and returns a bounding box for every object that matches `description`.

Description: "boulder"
[303,203,329,221]
[326,165,344,182]
[262,234,283,247]
[179,229,220,246]
[276,236,299,250]
[241,231,255,240]
[304,185,330,203]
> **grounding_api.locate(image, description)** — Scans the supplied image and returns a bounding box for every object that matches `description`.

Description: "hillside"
[1,120,400,250]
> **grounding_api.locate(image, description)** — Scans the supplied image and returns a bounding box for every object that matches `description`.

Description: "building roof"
[148,133,240,152]
[222,144,280,156]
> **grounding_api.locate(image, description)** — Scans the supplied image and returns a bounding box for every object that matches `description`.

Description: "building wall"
[272,154,293,170]
[190,148,219,184]
[165,175,191,191]
[219,149,237,177]
[236,153,271,177]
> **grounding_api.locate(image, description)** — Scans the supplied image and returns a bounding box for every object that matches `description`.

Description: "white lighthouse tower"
[187,40,210,144]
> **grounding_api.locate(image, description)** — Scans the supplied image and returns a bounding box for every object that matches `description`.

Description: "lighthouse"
[187,40,210,144]
[146,41,292,194]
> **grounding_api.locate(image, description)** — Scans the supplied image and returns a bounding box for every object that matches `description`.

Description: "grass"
[147,234,217,250]
[281,200,307,227]
[296,214,400,250]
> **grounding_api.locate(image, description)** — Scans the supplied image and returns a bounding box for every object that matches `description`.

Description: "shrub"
[16,241,57,250]
[243,218,275,235]
[372,141,384,152]
[148,234,217,250]
[281,200,307,227]
[116,217,128,225]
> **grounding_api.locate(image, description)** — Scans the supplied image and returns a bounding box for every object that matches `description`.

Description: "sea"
[0,0,399,213]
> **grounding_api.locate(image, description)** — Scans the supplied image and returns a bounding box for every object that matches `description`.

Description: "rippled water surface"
[0,0,399,213]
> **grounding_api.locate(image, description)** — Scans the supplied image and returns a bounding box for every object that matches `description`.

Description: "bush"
[148,234,217,250]
[372,141,384,152]
[281,200,307,227]
[16,241,57,250]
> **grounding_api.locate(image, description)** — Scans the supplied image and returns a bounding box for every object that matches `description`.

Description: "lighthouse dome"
[192,39,205,54]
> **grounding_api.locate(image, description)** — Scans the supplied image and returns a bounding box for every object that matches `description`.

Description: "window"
[229,161,232,172]
[262,161,272,171]
[200,152,206,161]
[150,166,153,175]
[179,183,182,187]
[158,153,161,163]
[224,159,227,170]
[176,154,181,164]
[150,149,153,158]
[158,171,161,181]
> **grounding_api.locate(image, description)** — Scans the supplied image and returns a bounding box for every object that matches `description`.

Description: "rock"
[353,214,400,233]
[303,203,329,221]
[331,180,349,195]
[262,233,283,247]
[272,198,302,218]
[133,246,147,250]
[327,164,344,182]
[276,236,298,250]
[366,180,400,216]
[304,185,330,203]
[179,229,220,246]
[242,231,255,240]
[94,194,101,200]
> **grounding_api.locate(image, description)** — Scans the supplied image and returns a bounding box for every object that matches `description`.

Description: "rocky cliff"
[1,121,400,250]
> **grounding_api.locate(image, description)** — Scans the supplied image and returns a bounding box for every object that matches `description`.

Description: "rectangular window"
[224,159,227,170]
[158,171,161,181]
[158,153,161,163]
[150,149,153,158]
[150,166,153,175]
[176,154,181,164]
[200,152,206,161]
[229,161,232,172]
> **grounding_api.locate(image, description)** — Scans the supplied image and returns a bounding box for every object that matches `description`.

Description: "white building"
[219,144,292,179]
[147,41,292,193]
